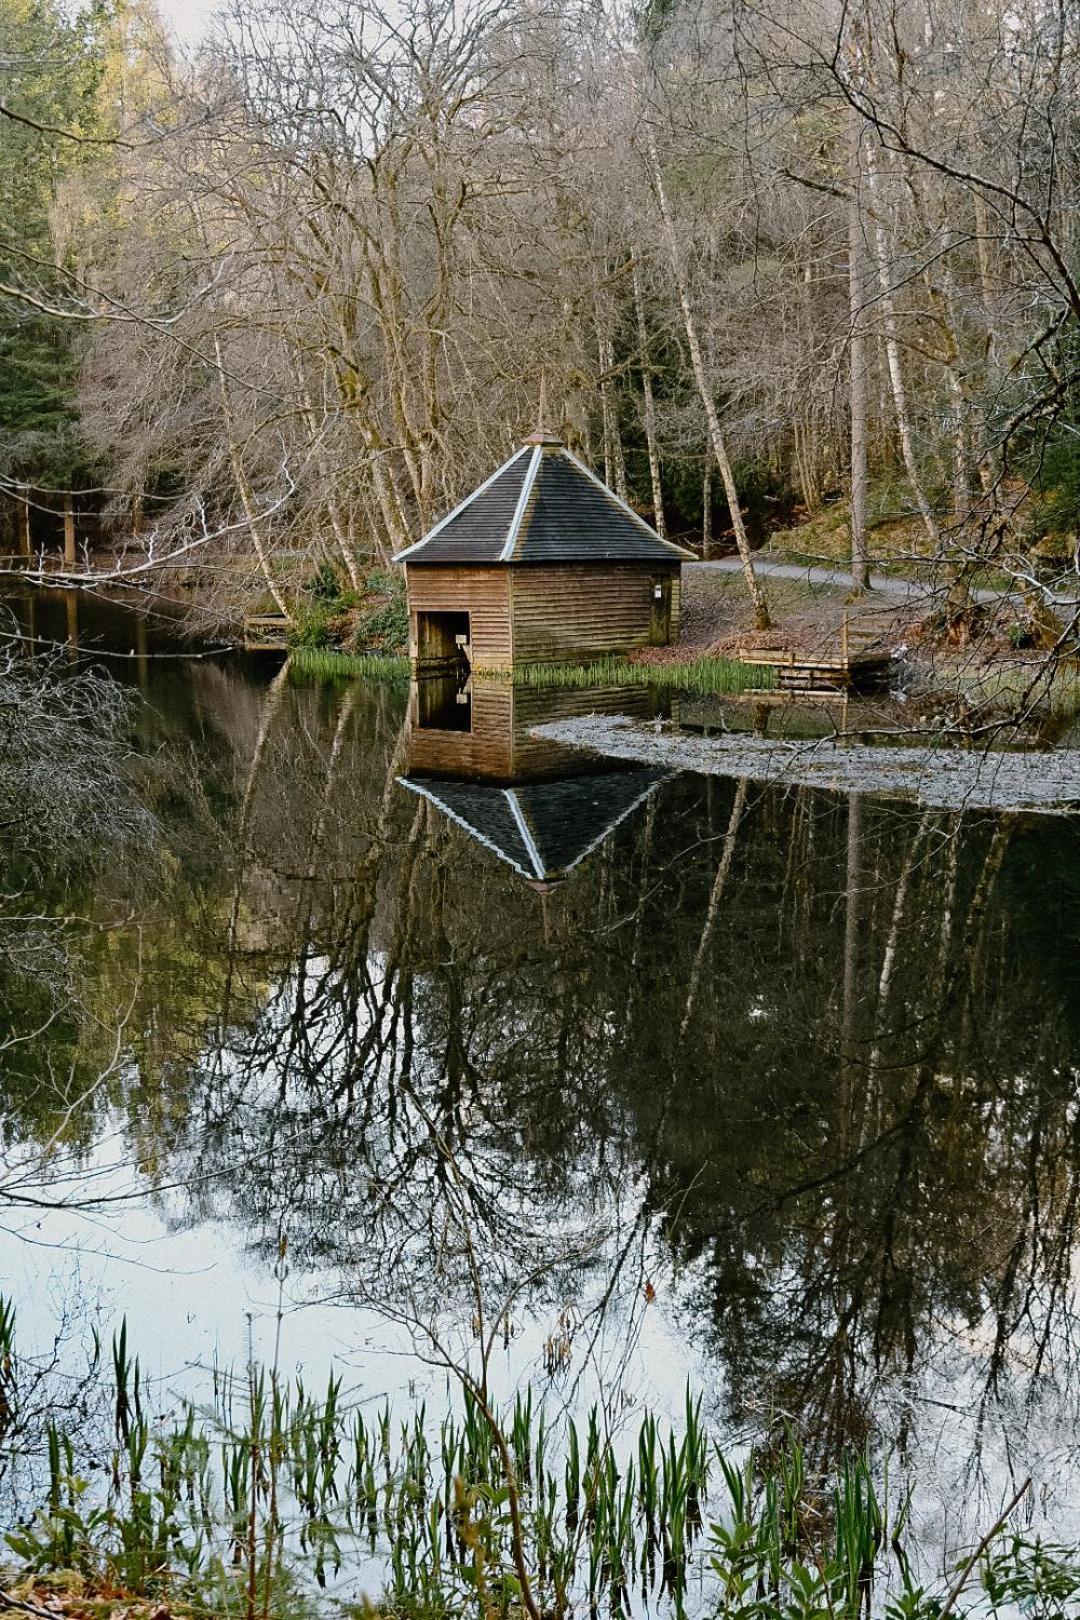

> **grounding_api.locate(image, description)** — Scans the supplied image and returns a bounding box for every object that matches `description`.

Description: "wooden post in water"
[65,589,78,662]
[19,489,32,561]
[63,492,76,567]
[135,613,148,689]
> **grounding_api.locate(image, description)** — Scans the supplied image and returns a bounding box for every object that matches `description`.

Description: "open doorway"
[416,609,471,670]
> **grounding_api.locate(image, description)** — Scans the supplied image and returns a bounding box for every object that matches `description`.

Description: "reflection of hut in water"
[400,769,666,884]
[400,678,669,883]
[394,432,694,672]
[406,676,659,783]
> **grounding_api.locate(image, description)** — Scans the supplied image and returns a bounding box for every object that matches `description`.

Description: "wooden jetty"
[243,613,289,651]
[734,617,894,693]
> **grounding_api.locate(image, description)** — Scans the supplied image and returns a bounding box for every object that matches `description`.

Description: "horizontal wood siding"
[406,565,512,670]
[507,684,655,780]
[406,680,514,779]
[510,564,680,664]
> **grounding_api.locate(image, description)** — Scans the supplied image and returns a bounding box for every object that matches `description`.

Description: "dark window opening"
[416,609,471,669]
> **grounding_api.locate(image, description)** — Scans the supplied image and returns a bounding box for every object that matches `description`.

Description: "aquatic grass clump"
[287,647,410,683]
[505,655,776,695]
[4,1305,1077,1620]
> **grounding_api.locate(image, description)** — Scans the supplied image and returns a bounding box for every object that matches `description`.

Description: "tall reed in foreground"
[1,1306,1073,1620]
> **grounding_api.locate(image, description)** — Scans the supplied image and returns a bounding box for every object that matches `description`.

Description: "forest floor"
[678,567,907,655]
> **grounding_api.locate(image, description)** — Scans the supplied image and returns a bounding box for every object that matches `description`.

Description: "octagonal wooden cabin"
[394,432,694,672]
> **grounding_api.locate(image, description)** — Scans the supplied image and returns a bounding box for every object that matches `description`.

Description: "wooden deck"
[733,620,894,693]
[243,613,290,651]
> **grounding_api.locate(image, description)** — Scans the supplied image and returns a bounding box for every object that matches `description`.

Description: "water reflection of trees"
[8,664,1080,1478]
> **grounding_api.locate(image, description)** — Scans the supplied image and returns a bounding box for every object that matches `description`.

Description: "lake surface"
[4,588,1080,1554]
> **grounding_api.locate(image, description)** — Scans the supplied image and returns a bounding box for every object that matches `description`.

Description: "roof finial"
[524,370,563,447]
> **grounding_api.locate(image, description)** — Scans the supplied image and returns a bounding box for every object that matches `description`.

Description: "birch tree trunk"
[848,116,871,590]
[864,149,941,549]
[213,335,293,623]
[644,130,771,628]
[594,286,628,500]
[632,259,666,538]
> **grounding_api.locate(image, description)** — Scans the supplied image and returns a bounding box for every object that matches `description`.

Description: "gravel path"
[693,554,1080,609]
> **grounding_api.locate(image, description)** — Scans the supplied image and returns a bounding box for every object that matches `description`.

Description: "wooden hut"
[394,432,694,671]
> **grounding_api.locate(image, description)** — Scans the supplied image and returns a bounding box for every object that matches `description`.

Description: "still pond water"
[5,589,1080,1548]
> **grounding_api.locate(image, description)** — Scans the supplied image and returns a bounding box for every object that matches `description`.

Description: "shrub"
[287,604,334,649]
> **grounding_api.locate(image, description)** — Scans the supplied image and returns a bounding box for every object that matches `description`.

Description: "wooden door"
[649,575,672,645]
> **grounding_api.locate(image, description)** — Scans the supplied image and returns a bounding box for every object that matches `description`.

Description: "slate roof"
[398,768,669,881]
[394,438,695,565]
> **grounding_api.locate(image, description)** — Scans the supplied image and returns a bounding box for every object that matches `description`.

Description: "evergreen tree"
[0,0,106,499]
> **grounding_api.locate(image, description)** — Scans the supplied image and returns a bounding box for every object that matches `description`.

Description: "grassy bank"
[287,645,774,697]
[505,654,776,694]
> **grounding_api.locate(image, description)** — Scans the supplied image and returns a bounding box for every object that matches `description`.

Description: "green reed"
[287,648,410,683]
[4,1300,1080,1620]
[503,655,776,694]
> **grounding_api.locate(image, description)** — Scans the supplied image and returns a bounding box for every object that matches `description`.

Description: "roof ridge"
[498,444,543,562]
[559,448,696,561]
[392,444,530,562]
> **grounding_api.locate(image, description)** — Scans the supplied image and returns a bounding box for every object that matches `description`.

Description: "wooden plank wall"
[405,565,512,669]
[406,680,515,779]
[510,565,680,664]
[406,562,682,670]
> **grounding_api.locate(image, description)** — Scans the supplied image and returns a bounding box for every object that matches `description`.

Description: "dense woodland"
[2,0,1080,631]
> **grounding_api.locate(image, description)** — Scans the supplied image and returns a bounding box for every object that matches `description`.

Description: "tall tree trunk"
[865,149,941,549]
[594,285,628,500]
[847,115,871,590]
[632,259,666,538]
[63,491,76,568]
[644,131,771,629]
[18,489,31,561]
[294,363,362,591]
[702,452,712,559]
[213,335,293,623]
